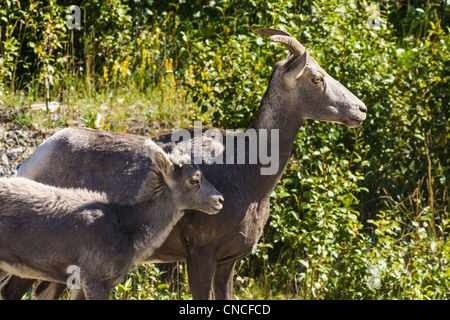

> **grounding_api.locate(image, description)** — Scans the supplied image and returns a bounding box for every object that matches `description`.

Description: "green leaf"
[278,191,291,198]
[158,283,169,290]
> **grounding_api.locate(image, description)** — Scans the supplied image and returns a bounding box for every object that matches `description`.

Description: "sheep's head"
[254,28,367,128]
[143,139,224,214]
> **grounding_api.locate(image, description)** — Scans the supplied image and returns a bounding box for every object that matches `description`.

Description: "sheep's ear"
[285,51,308,81]
[143,139,174,176]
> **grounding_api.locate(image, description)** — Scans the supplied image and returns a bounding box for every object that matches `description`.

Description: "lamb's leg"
[186,246,216,300]
[35,281,66,300]
[0,275,34,300]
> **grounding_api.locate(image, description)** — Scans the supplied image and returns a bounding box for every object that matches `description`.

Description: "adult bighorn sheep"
[0,140,223,300]
[0,28,366,300]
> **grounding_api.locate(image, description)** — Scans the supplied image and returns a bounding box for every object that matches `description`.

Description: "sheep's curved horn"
[253,28,305,57]
[268,35,305,57]
[253,28,293,37]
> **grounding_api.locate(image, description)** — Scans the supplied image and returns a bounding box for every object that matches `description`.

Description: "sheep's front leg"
[82,280,110,300]
[186,246,216,300]
[70,288,86,300]
[213,260,236,300]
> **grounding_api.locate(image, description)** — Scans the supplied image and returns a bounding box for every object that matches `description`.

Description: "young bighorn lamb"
[0,140,223,300]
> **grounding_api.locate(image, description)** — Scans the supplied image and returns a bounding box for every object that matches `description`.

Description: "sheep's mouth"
[346,117,364,128]
[209,203,223,214]
[210,203,223,212]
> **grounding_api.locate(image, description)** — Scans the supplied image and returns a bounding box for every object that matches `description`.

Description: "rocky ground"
[0,108,55,177]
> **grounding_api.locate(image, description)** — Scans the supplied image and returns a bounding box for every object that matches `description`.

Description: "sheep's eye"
[312,76,322,84]
[189,178,200,186]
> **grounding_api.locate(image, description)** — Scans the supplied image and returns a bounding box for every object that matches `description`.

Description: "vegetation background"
[0,0,448,299]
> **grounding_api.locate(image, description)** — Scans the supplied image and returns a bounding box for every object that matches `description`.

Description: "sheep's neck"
[245,87,305,197]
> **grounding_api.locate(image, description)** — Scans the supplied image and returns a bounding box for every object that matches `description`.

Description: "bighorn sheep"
[1,28,366,300]
[0,140,223,300]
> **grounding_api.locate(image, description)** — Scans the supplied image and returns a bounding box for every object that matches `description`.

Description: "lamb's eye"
[189,178,199,186]
[312,76,322,84]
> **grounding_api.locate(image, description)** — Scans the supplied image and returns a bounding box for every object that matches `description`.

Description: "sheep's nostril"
[218,196,224,205]
[359,105,367,113]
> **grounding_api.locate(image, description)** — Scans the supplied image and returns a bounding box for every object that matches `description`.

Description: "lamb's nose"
[218,196,224,205]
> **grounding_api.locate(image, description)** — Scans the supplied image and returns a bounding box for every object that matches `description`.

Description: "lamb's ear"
[143,139,174,176]
[152,151,174,176]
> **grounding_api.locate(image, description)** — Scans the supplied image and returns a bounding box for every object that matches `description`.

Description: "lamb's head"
[254,28,367,128]
[144,139,224,215]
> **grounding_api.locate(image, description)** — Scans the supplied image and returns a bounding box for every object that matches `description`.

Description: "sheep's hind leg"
[35,281,66,300]
[0,275,35,300]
